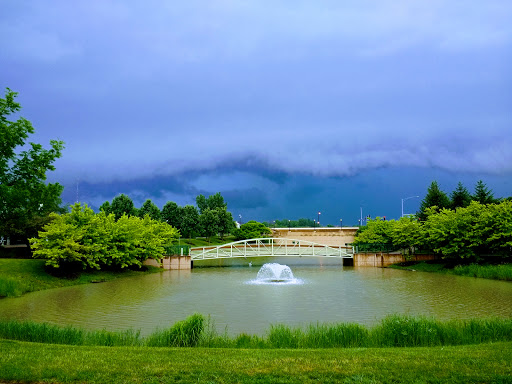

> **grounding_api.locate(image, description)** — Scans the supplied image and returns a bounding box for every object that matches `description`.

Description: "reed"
[0,314,510,349]
[453,263,512,281]
[0,276,31,297]
[145,313,204,347]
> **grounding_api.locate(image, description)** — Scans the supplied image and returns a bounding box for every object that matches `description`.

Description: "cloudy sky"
[2,0,511,225]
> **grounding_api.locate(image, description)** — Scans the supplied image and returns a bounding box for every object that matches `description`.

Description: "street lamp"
[340,218,342,228]
[317,212,321,227]
[239,214,242,225]
[401,196,419,218]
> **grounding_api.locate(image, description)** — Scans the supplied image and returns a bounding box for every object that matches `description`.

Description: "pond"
[1,258,511,336]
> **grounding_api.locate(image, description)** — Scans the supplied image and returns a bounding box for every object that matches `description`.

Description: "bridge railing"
[190,238,353,260]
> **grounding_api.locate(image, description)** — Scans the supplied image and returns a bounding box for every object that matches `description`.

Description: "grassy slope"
[1,339,511,383]
[0,259,161,297]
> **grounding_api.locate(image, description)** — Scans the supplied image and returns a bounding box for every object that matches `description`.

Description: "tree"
[99,201,111,214]
[450,182,471,209]
[0,88,65,242]
[233,221,272,240]
[180,205,199,238]
[472,180,496,204]
[418,181,450,220]
[216,207,234,238]
[196,192,227,214]
[199,208,219,242]
[110,194,137,220]
[138,199,161,221]
[30,203,179,271]
[161,201,181,229]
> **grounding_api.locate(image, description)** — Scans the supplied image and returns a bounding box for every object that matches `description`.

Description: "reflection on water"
[0,257,511,336]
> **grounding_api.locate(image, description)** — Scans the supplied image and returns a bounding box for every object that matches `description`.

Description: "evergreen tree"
[450,182,472,209]
[472,180,496,204]
[418,181,450,220]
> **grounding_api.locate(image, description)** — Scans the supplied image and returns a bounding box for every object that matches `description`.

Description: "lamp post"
[340,218,342,228]
[317,212,321,227]
[239,214,242,225]
[313,219,316,228]
[401,196,419,218]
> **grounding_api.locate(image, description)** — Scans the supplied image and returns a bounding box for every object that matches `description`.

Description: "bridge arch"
[190,238,353,260]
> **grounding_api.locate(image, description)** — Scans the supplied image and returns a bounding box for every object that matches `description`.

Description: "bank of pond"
[1,314,511,349]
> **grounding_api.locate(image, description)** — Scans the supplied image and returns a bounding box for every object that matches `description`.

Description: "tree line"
[355,180,512,261]
[99,192,235,241]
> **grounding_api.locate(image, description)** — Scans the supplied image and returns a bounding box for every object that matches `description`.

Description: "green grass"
[390,260,512,281]
[0,258,162,297]
[1,314,511,350]
[1,339,511,383]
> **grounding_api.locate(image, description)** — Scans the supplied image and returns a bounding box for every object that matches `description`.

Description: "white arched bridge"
[190,238,354,260]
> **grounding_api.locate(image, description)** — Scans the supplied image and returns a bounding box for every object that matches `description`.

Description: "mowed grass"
[390,260,512,281]
[0,258,161,297]
[1,339,511,384]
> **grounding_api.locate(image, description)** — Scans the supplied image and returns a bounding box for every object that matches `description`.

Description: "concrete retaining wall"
[353,253,437,267]
[143,255,191,270]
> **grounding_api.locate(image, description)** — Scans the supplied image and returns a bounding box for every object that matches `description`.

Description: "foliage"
[145,314,205,347]
[161,201,181,228]
[472,180,497,204]
[138,199,161,221]
[265,218,317,228]
[215,207,234,238]
[233,220,272,240]
[450,181,472,209]
[180,205,199,238]
[0,88,65,241]
[390,216,425,254]
[198,208,218,242]
[109,194,138,220]
[30,203,179,270]
[418,181,450,220]
[196,192,227,214]
[353,217,393,245]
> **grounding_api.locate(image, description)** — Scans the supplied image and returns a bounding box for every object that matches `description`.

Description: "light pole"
[401,196,419,218]
[340,218,342,228]
[317,211,321,227]
[239,214,242,225]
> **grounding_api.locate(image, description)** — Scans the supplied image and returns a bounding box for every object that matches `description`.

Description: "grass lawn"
[1,339,511,383]
[0,258,162,297]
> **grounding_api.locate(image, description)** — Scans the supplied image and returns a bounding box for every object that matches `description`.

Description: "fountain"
[248,263,303,285]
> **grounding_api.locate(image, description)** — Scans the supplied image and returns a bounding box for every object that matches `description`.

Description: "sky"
[1,0,511,225]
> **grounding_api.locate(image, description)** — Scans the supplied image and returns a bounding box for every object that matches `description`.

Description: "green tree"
[472,180,496,204]
[450,182,472,209]
[0,88,65,243]
[99,201,111,214]
[180,205,199,238]
[161,201,181,229]
[30,203,178,271]
[390,217,426,256]
[196,192,227,214]
[199,208,219,242]
[418,181,450,220]
[110,194,137,220]
[353,218,394,246]
[233,221,272,240]
[216,207,234,238]
[138,199,161,221]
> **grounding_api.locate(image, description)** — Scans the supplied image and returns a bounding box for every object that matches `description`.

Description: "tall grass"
[0,276,32,297]
[0,314,510,349]
[453,263,512,281]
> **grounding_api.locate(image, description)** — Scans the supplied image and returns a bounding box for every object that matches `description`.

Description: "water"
[0,258,511,336]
